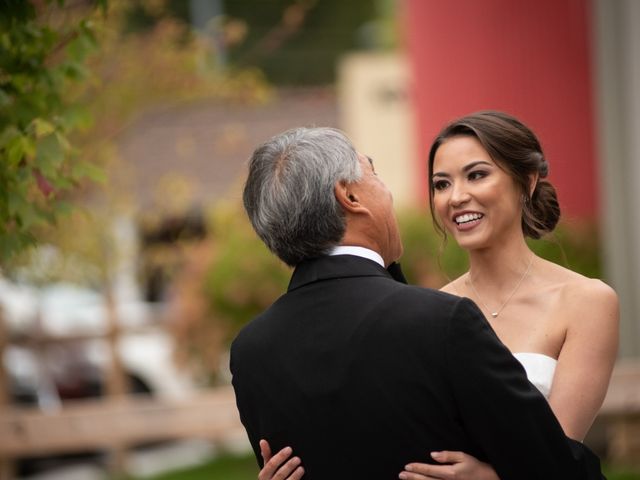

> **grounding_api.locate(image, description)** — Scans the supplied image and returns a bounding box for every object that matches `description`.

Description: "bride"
[256,111,619,480]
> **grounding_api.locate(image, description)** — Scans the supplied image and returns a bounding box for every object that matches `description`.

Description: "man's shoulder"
[382,281,462,311]
[231,280,477,352]
[232,305,272,341]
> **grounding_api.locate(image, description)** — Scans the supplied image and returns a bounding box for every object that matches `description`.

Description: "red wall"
[403,0,597,218]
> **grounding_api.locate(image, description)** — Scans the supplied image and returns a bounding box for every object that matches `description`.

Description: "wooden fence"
[598,359,640,466]
[0,387,243,457]
[0,362,639,475]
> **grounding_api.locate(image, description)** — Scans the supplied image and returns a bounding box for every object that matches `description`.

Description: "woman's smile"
[453,211,485,231]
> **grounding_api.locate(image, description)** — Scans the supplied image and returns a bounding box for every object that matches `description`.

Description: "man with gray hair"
[231,127,603,479]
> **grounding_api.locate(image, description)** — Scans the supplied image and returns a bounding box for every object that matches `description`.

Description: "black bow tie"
[386,262,408,284]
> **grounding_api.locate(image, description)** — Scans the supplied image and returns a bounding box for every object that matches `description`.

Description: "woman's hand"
[258,439,305,480]
[399,451,499,480]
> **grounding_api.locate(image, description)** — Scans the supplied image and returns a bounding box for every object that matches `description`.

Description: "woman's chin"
[452,231,489,251]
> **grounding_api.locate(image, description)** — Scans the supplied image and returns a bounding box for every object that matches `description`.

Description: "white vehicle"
[0,277,196,409]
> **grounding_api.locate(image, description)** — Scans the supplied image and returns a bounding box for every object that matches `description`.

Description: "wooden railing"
[0,362,639,477]
[0,386,243,457]
[598,359,640,466]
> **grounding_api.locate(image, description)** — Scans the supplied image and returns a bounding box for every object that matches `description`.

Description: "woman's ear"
[335,181,366,213]
[528,172,539,196]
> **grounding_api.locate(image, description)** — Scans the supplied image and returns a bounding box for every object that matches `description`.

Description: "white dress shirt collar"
[328,246,385,268]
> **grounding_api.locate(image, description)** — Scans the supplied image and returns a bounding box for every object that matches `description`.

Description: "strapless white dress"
[512,352,557,399]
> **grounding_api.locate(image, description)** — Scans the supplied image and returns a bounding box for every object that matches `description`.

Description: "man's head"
[243,127,402,266]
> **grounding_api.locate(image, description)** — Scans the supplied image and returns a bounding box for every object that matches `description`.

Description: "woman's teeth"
[455,213,483,225]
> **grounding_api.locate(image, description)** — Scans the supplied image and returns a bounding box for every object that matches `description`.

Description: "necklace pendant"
[491,312,498,318]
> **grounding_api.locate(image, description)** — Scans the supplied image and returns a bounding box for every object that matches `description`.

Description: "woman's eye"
[468,170,488,181]
[433,180,449,191]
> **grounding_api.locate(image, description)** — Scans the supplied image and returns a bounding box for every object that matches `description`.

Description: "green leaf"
[66,32,95,62]
[0,88,12,108]
[0,126,21,150]
[35,133,65,175]
[31,118,56,138]
[7,189,39,227]
[9,73,38,95]
[55,131,72,152]
[52,199,74,216]
[0,231,36,264]
[62,61,90,81]
[49,175,73,190]
[95,0,108,15]
[60,105,93,130]
[5,134,35,166]
[72,159,106,183]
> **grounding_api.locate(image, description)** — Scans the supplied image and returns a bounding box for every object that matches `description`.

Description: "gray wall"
[593,0,640,357]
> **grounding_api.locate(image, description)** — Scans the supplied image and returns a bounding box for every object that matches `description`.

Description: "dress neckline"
[512,352,558,363]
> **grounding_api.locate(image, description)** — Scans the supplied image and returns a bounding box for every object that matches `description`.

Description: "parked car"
[0,276,201,476]
[0,277,197,404]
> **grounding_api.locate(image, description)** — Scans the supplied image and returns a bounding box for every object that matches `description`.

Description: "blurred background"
[1,0,639,478]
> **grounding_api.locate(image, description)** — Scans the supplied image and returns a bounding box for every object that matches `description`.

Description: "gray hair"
[243,127,362,266]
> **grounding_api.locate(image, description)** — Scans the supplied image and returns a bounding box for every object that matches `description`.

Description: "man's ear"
[335,181,367,214]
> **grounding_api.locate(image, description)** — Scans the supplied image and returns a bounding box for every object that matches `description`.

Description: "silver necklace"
[468,255,534,318]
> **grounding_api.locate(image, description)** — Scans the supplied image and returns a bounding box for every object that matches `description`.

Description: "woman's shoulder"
[439,274,467,296]
[545,262,618,319]
[548,263,615,298]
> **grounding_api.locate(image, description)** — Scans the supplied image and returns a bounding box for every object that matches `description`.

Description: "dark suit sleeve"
[230,340,265,468]
[445,297,604,480]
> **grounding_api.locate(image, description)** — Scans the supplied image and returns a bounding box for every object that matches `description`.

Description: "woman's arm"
[548,280,619,440]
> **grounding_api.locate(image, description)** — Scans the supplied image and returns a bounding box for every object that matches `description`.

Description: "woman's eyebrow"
[433,160,493,177]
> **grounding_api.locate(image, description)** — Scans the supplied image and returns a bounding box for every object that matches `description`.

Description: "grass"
[605,467,640,480]
[133,452,640,480]
[130,452,257,480]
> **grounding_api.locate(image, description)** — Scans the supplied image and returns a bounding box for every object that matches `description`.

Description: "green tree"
[0,0,107,262]
[225,0,383,85]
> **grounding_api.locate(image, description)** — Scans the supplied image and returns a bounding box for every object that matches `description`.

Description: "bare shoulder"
[548,263,619,323]
[559,270,617,307]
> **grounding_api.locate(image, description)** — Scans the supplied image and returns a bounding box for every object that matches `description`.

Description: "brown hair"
[428,110,559,240]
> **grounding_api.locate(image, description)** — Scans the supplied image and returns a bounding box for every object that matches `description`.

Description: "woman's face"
[431,135,523,251]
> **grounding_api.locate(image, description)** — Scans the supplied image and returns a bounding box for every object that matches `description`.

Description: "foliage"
[78,4,271,147]
[225,0,387,85]
[202,203,291,344]
[3,0,271,280]
[108,0,395,85]
[0,0,108,262]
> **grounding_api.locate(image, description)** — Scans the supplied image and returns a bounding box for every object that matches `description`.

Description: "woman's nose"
[449,184,471,206]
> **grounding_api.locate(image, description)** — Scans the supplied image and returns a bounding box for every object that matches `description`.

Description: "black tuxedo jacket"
[231,255,603,479]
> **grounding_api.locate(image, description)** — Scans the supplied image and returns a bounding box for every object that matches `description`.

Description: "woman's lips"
[452,212,484,232]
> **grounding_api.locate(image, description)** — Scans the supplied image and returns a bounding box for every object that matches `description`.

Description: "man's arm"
[446,297,603,480]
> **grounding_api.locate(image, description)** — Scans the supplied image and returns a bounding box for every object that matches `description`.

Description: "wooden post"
[0,307,15,480]
[104,285,128,477]
[607,415,640,467]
